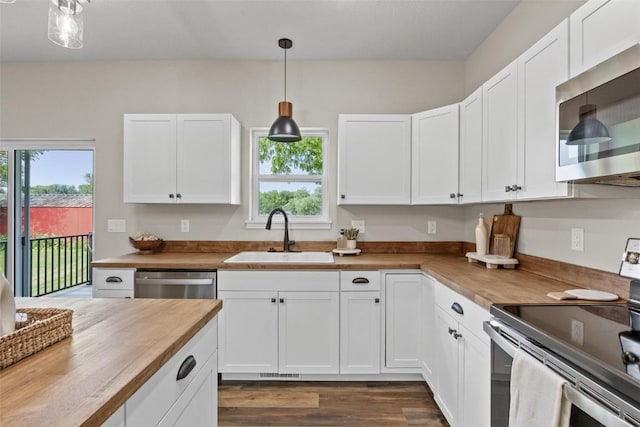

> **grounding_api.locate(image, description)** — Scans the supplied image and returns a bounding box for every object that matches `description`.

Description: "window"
[247,128,330,229]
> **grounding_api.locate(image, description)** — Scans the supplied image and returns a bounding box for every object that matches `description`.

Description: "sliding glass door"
[0,141,94,296]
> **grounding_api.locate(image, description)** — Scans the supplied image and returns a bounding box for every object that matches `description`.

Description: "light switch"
[107,219,126,233]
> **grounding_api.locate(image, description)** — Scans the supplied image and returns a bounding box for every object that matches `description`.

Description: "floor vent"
[259,372,300,378]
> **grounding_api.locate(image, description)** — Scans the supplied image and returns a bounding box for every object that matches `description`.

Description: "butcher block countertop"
[0,298,222,427]
[93,251,628,310]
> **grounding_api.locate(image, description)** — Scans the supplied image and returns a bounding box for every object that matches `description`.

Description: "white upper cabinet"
[338,114,412,205]
[482,61,518,202]
[516,19,572,200]
[458,88,483,204]
[482,20,571,203]
[411,104,460,205]
[569,0,640,77]
[124,113,240,204]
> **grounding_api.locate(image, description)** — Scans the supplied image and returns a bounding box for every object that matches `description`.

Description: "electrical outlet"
[351,220,365,233]
[427,221,437,234]
[571,228,584,251]
[571,319,584,346]
[181,219,190,233]
[107,219,126,233]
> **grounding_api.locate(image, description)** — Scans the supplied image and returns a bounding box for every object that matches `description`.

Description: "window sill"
[245,219,332,230]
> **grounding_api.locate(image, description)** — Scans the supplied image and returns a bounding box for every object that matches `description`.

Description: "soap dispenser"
[475,213,489,256]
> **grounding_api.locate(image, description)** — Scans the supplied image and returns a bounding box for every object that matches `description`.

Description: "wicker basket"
[0,308,73,370]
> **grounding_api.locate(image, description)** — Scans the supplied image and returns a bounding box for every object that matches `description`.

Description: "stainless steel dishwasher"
[134,269,216,299]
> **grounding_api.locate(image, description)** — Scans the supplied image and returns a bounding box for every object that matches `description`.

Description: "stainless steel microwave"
[556,44,640,186]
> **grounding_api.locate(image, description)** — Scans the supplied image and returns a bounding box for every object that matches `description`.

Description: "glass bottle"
[337,229,347,249]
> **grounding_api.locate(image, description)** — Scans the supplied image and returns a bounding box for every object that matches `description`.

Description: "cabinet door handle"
[449,193,456,199]
[169,193,175,198]
[504,186,512,192]
[453,332,463,340]
[176,355,197,381]
[176,193,182,198]
[352,277,370,284]
[374,298,380,304]
[510,184,522,191]
[448,327,456,336]
[340,194,346,199]
[271,298,277,303]
[279,298,284,303]
[451,302,464,315]
[105,276,123,283]
[457,193,463,198]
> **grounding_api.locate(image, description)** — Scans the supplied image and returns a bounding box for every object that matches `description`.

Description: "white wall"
[0,60,465,259]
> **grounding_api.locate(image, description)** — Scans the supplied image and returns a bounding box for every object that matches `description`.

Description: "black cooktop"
[491,302,640,406]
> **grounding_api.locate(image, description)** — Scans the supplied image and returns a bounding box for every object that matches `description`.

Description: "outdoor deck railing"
[30,233,93,297]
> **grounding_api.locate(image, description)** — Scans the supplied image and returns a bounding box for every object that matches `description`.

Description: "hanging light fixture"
[566,93,611,146]
[48,0,87,49]
[268,38,302,143]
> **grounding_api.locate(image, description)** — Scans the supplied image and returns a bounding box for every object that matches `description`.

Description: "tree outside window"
[251,129,329,227]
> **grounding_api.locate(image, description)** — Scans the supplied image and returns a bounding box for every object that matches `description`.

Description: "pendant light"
[268,38,301,143]
[566,97,611,146]
[48,0,85,49]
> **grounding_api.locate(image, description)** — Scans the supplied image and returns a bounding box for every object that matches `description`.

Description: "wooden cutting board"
[488,204,520,258]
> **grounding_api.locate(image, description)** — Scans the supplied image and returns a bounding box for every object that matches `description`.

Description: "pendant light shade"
[268,38,301,143]
[566,103,612,146]
[48,0,84,49]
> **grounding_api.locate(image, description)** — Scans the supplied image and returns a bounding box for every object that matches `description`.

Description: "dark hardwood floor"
[218,381,450,426]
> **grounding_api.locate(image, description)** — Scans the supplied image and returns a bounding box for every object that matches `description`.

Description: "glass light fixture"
[268,38,302,143]
[48,0,84,49]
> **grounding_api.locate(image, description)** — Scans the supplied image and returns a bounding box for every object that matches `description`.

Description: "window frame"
[246,128,331,230]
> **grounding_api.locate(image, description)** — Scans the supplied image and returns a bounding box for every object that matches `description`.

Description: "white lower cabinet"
[109,318,218,427]
[217,271,340,375]
[279,291,340,374]
[384,273,422,369]
[340,291,381,374]
[217,291,278,373]
[433,283,490,427]
[419,275,436,387]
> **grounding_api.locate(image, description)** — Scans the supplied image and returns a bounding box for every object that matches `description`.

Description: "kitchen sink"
[223,251,335,264]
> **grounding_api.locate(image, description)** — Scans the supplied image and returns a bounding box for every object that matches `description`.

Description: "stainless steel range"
[484,239,640,426]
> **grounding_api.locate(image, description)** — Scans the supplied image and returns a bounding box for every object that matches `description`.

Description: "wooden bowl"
[128,237,164,254]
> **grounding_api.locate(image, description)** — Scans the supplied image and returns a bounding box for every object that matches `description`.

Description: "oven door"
[484,320,640,427]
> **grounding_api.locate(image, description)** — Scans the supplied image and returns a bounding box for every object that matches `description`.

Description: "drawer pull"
[176,355,197,381]
[374,298,380,304]
[105,276,123,283]
[451,302,464,315]
[352,277,370,284]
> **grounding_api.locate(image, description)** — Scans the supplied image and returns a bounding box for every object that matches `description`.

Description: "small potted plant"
[344,227,359,249]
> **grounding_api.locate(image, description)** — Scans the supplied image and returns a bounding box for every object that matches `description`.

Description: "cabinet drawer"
[340,271,380,291]
[92,268,135,291]
[126,318,218,426]
[435,281,489,342]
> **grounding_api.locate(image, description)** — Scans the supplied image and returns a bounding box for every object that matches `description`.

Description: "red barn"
[0,194,93,236]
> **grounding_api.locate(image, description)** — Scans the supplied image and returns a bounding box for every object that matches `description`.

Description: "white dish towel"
[509,349,571,427]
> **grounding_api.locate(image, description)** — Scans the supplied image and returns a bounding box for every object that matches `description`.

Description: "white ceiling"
[0,0,521,63]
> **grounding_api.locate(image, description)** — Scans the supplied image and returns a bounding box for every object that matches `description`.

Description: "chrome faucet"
[265,208,295,252]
